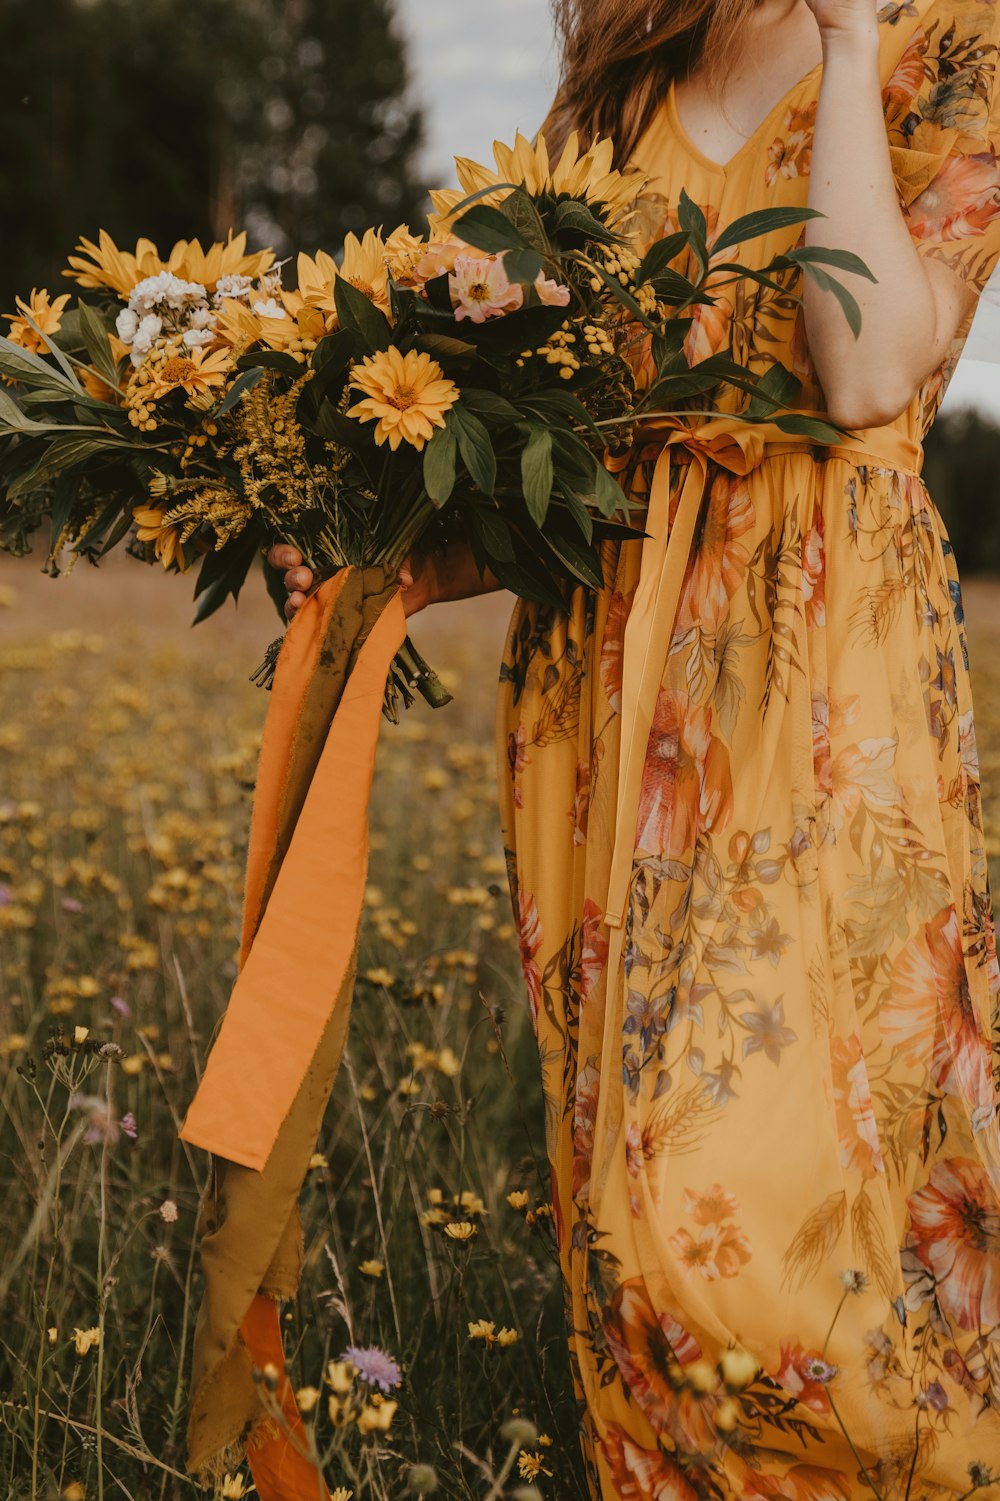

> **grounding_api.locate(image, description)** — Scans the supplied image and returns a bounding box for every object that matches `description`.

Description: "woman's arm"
[802,0,976,429]
[268,541,505,620]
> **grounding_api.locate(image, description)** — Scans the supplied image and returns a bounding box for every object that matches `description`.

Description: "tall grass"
[0,563,997,1500]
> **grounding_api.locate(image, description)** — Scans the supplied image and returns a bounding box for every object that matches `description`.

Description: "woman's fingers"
[283,566,314,593]
[284,590,306,621]
[267,543,303,570]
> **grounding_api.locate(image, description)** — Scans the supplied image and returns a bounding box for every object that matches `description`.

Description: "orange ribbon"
[180,571,407,1171]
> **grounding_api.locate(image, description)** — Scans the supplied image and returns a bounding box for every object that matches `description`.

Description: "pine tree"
[0,0,427,305]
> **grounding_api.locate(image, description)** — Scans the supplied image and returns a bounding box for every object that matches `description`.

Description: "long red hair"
[542,0,758,164]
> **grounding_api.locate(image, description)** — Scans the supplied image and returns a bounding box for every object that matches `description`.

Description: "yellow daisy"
[4,289,71,354]
[429,130,648,236]
[132,505,188,572]
[145,345,233,402]
[289,228,392,323]
[347,347,459,452]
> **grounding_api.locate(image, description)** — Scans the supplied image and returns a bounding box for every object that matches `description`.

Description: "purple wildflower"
[121,1111,138,1141]
[340,1344,401,1392]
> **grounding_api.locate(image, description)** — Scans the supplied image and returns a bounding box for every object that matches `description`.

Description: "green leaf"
[192,527,261,622]
[468,504,516,562]
[0,386,113,436]
[557,487,594,543]
[77,300,124,389]
[423,422,458,506]
[787,245,878,282]
[418,332,478,360]
[236,350,302,376]
[798,264,863,338]
[636,232,689,286]
[593,458,629,519]
[745,362,801,421]
[677,189,708,276]
[459,388,522,423]
[541,527,605,589]
[502,188,551,251]
[214,367,265,418]
[452,203,530,255]
[333,277,393,353]
[551,199,619,245]
[452,405,497,495]
[521,424,554,526]
[503,247,544,286]
[773,411,848,443]
[588,261,657,330]
[711,206,825,256]
[20,312,81,388]
[0,335,88,398]
[486,553,566,609]
[649,267,706,306]
[448,181,518,218]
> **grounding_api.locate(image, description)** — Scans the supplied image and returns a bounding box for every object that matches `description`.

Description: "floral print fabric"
[496,2,1000,1494]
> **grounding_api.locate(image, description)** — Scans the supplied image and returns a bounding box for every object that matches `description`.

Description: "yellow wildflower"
[443,1220,477,1242]
[358,1258,384,1278]
[719,1347,760,1391]
[517,1449,553,1481]
[347,347,459,453]
[327,1359,355,1393]
[330,1490,354,1501]
[356,1398,397,1434]
[62,1485,85,1501]
[291,228,393,320]
[145,344,232,402]
[468,1319,496,1343]
[308,1153,328,1171]
[507,1189,530,1211]
[131,505,188,572]
[296,1385,320,1413]
[47,1327,58,1346]
[496,1327,519,1347]
[72,1327,101,1357]
[220,1475,249,1499]
[4,289,71,354]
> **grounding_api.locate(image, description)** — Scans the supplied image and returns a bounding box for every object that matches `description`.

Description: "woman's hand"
[265,544,444,620]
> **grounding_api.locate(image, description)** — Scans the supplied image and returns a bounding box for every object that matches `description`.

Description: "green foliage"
[0,0,426,307]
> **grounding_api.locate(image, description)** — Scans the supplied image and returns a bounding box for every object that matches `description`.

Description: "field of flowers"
[0,554,997,1501]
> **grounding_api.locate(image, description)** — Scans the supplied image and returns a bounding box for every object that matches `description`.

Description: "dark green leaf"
[503,247,544,286]
[552,199,619,245]
[677,189,708,276]
[593,458,629,519]
[193,527,261,621]
[745,361,800,421]
[460,388,522,423]
[787,245,878,282]
[77,300,123,389]
[452,203,530,254]
[448,181,519,217]
[541,527,605,589]
[333,277,393,353]
[521,424,554,526]
[468,504,516,562]
[486,553,565,609]
[418,332,479,360]
[711,206,825,256]
[798,264,863,337]
[214,367,265,418]
[236,350,302,377]
[423,422,458,506]
[636,232,689,286]
[502,188,551,251]
[557,487,594,543]
[773,411,848,443]
[452,405,497,495]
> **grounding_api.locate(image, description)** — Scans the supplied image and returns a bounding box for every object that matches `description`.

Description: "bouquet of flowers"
[0,131,860,713]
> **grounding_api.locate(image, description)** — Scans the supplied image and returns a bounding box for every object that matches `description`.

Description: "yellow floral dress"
[496,3,1000,1496]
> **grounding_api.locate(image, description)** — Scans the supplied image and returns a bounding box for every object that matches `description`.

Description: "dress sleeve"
[884,0,1000,295]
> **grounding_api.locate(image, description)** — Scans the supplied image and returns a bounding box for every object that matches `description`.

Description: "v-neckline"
[666,57,824,177]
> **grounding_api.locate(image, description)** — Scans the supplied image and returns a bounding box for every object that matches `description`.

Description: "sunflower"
[4,288,71,354]
[213,296,304,356]
[347,346,459,452]
[429,130,648,236]
[64,230,273,298]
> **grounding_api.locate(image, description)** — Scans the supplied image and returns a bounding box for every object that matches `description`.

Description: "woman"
[272,0,1000,1492]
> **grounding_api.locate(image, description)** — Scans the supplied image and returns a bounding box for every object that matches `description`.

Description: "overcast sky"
[393,0,1000,419]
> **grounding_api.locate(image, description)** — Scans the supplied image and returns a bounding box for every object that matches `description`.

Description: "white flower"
[188,306,216,330]
[129,272,207,314]
[159,1198,179,1223]
[252,296,285,320]
[182,327,215,349]
[129,313,163,366]
[215,273,254,303]
[116,308,139,342]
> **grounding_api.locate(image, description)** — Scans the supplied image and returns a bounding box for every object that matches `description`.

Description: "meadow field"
[0,553,997,1501]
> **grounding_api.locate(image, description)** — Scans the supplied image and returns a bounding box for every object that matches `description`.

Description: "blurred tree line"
[0,0,426,305]
[924,408,1000,575]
